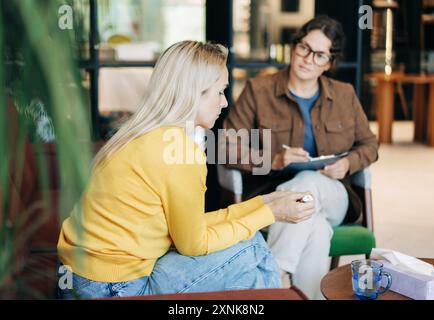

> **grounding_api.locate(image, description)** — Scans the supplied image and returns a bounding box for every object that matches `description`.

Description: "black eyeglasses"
[294,42,333,67]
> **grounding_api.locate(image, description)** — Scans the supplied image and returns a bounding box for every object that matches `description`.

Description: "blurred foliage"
[1,0,92,298]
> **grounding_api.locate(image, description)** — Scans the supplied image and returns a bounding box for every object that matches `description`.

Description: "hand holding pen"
[282,144,313,161]
[271,144,311,171]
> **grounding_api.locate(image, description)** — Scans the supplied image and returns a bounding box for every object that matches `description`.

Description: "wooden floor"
[340,121,434,265]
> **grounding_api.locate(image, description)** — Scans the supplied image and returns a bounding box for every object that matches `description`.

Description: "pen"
[281,144,313,160]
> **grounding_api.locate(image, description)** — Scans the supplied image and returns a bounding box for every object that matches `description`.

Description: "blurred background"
[67,0,434,138]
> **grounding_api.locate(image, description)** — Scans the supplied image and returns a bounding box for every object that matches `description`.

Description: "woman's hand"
[271,147,310,171]
[262,191,315,223]
[261,190,288,204]
[320,157,350,180]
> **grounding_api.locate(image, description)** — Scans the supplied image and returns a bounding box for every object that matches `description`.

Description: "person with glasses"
[222,16,379,299]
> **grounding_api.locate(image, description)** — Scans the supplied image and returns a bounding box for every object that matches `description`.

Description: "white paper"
[371,248,434,276]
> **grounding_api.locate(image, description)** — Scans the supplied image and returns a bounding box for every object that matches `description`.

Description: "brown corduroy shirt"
[222,66,379,223]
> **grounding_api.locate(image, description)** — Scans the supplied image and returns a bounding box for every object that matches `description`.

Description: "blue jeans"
[58,232,281,299]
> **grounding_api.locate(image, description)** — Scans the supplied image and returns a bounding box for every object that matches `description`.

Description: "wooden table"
[320,258,434,300]
[367,72,434,146]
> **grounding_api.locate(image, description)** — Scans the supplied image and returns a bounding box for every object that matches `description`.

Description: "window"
[75,0,205,139]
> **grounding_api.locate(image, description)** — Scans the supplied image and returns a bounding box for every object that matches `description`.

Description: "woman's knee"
[228,233,277,273]
[276,170,322,193]
[226,235,281,289]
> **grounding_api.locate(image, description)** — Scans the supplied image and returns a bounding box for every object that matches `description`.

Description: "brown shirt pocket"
[324,119,355,153]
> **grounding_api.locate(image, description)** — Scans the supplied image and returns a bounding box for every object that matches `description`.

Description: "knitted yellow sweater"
[57,126,274,282]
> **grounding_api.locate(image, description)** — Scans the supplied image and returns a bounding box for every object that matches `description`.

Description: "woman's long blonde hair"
[93,40,228,168]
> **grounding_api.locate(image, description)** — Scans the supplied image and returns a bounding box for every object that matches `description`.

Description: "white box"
[380,260,434,300]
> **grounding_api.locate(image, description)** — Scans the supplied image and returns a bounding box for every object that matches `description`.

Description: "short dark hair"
[291,15,346,67]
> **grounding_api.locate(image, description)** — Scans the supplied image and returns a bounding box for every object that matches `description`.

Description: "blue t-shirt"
[290,89,321,158]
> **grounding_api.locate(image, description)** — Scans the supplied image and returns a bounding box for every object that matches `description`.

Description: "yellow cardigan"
[57,126,274,282]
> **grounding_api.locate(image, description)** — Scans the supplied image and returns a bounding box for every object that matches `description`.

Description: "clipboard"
[282,151,350,173]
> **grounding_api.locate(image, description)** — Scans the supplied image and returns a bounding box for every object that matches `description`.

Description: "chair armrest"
[217,165,243,196]
[349,167,374,231]
[349,167,372,189]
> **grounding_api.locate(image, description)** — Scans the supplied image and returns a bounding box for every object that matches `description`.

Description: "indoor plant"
[1,0,92,299]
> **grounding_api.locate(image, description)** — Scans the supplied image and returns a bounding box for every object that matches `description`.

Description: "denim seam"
[177,242,266,293]
[74,278,92,291]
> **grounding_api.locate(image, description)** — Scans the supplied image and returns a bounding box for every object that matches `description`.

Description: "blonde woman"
[57,41,315,299]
